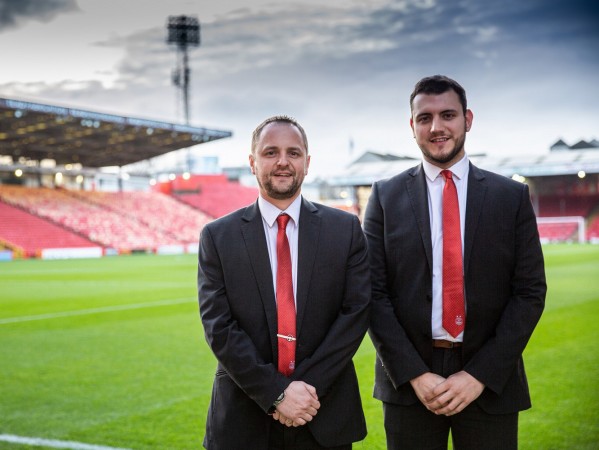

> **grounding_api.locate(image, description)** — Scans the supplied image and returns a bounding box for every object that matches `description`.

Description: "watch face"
[269,392,285,414]
[274,392,285,405]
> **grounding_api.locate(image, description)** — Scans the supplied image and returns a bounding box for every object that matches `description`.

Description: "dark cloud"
[104,27,173,86]
[67,0,596,131]
[0,0,79,31]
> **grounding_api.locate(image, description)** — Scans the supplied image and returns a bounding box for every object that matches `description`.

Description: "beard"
[258,173,303,200]
[419,130,466,166]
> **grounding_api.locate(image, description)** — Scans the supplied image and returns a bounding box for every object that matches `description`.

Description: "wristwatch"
[268,391,285,415]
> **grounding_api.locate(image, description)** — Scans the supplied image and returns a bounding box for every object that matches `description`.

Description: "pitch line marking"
[0,296,195,325]
[0,434,132,450]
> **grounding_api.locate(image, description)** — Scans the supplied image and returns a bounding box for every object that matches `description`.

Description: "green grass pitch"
[0,244,597,449]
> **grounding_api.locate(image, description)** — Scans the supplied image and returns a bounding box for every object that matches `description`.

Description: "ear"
[409,117,415,137]
[465,109,473,132]
[249,153,256,174]
[305,154,311,174]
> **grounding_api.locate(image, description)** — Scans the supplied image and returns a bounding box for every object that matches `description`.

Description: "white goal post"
[536,216,586,244]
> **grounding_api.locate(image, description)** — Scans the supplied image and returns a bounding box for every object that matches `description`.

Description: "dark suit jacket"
[364,162,546,414]
[198,197,370,449]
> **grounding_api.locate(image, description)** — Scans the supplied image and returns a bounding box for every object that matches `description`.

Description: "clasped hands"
[410,371,484,416]
[272,380,320,427]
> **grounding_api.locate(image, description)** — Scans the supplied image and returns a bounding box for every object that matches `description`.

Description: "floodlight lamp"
[167,15,200,47]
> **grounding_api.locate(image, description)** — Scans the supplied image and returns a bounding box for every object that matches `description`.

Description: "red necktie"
[276,214,296,375]
[441,170,465,338]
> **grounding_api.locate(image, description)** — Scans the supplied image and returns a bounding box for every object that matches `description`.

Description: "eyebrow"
[415,109,459,119]
[261,145,304,152]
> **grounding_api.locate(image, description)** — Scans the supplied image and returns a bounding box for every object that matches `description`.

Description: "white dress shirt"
[422,154,469,342]
[258,195,301,304]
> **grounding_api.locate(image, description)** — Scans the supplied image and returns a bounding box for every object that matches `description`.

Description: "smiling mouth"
[430,137,449,143]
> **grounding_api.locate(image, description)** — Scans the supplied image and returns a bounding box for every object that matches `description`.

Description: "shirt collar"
[258,195,302,228]
[422,152,469,182]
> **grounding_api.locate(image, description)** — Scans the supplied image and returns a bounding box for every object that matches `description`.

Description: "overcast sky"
[0,0,598,178]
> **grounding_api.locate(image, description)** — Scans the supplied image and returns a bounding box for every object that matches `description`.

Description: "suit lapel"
[295,198,320,338]
[464,163,487,275]
[406,164,433,272]
[240,201,279,354]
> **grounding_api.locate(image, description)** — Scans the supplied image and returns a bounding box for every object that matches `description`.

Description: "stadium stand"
[0,96,240,257]
[65,190,213,244]
[587,216,599,241]
[0,185,181,252]
[0,179,257,257]
[176,183,258,218]
[534,193,599,242]
[156,173,259,218]
[536,194,599,218]
[536,222,578,242]
[0,200,98,257]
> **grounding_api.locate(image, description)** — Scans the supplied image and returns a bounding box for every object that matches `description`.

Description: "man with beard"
[198,116,370,449]
[364,76,546,449]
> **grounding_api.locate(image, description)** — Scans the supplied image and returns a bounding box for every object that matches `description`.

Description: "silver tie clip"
[277,334,296,342]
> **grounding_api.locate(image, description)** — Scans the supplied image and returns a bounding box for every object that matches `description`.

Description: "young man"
[364,75,546,449]
[198,116,370,449]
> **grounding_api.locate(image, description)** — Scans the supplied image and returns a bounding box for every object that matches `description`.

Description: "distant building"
[222,165,252,182]
[550,138,599,151]
[350,151,417,164]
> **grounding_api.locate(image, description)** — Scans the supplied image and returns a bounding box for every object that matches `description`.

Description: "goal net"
[536,216,586,244]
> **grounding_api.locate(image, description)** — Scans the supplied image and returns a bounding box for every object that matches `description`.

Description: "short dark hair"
[409,75,468,114]
[251,115,308,154]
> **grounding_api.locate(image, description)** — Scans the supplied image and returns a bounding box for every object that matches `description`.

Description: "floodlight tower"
[167,15,200,125]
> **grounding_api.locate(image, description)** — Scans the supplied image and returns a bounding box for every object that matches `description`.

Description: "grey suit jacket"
[198,197,370,449]
[364,162,546,414]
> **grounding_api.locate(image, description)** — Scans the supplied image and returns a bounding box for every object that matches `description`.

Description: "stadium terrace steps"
[0,185,207,252]
[65,189,212,243]
[537,222,578,242]
[537,194,599,217]
[536,193,599,242]
[586,216,599,240]
[177,182,258,218]
[0,200,98,256]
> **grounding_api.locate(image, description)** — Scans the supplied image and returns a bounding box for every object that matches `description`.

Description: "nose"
[277,154,289,166]
[430,116,444,134]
